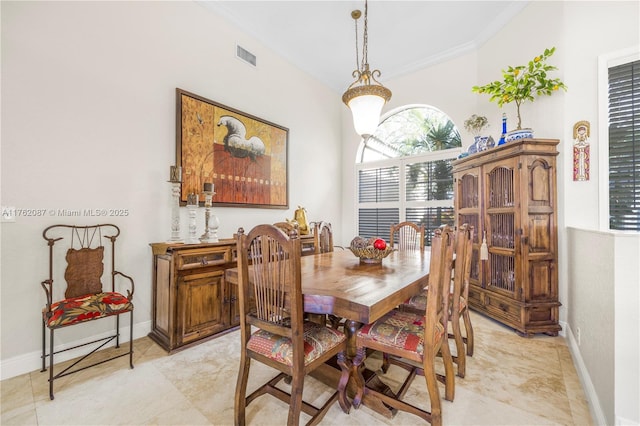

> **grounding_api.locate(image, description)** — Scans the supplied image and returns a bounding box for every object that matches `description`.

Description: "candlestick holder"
[200,191,220,243]
[168,182,183,242]
[186,193,199,244]
[168,165,183,243]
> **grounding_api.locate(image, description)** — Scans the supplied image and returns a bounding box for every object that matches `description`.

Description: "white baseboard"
[0,320,151,381]
[558,319,567,338]
[565,323,608,426]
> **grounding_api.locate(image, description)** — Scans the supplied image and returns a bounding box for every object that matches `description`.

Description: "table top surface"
[226,249,431,324]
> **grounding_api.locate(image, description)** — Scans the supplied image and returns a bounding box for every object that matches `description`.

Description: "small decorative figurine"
[287,206,310,235]
[573,121,590,181]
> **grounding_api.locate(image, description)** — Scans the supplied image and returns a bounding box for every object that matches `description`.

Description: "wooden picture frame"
[176,88,289,208]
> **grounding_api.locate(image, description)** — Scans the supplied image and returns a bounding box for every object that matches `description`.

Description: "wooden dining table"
[225,248,432,418]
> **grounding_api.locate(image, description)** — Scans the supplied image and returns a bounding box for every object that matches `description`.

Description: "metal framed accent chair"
[400,224,475,377]
[351,225,455,426]
[40,224,134,400]
[234,224,351,425]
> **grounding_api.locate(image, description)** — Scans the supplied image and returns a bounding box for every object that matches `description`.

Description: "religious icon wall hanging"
[573,120,590,181]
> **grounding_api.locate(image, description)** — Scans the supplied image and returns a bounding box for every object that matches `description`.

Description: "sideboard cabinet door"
[177,269,227,346]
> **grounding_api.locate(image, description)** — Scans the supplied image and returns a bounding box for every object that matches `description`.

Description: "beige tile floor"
[1,312,593,425]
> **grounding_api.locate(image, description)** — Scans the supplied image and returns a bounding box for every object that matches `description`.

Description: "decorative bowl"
[349,246,395,264]
[505,128,534,142]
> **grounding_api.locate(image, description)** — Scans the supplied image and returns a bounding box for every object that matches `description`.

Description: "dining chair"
[384,221,455,398]
[311,221,345,329]
[40,224,134,400]
[273,220,298,233]
[351,225,455,426]
[313,221,334,254]
[390,221,425,251]
[401,224,475,377]
[274,221,316,256]
[234,224,351,426]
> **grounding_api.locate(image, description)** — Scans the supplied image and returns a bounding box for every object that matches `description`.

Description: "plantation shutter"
[608,60,640,231]
[357,167,400,238]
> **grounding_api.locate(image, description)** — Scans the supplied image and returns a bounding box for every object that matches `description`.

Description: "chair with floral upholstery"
[351,225,455,426]
[234,224,351,425]
[40,224,134,400]
[400,224,475,377]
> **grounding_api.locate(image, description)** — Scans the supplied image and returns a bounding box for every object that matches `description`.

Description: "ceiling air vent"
[236,44,257,67]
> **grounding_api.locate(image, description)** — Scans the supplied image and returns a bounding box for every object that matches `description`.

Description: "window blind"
[405,160,454,201]
[406,207,455,245]
[358,208,399,239]
[358,167,400,203]
[609,59,640,231]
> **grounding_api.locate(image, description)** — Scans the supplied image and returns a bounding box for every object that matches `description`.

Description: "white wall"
[0,1,343,377]
[567,228,616,425]
[567,228,640,426]
[613,234,640,425]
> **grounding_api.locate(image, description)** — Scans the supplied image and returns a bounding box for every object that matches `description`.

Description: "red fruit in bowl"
[373,238,387,250]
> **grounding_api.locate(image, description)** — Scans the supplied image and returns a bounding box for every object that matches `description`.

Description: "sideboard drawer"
[484,294,520,324]
[176,247,232,270]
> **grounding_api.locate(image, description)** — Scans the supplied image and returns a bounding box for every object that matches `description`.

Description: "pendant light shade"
[342,1,392,137]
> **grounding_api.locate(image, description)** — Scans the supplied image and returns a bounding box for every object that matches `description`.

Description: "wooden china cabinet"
[148,240,240,352]
[452,138,561,336]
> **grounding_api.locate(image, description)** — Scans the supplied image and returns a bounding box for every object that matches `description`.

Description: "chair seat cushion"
[248,321,346,367]
[357,309,444,356]
[403,291,427,311]
[44,292,133,329]
[402,291,466,313]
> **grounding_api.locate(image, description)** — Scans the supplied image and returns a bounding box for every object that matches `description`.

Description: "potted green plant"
[472,47,567,137]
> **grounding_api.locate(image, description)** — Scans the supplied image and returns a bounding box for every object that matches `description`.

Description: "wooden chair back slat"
[390,221,426,252]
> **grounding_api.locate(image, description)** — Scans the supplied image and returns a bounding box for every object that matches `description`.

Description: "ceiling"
[197,1,529,93]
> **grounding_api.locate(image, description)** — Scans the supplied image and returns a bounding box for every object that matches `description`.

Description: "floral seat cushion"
[403,291,467,312]
[44,292,133,329]
[357,309,444,356]
[247,320,346,367]
[404,292,427,311]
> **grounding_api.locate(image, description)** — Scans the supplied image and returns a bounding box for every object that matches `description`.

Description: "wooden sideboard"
[148,240,240,352]
[148,233,317,352]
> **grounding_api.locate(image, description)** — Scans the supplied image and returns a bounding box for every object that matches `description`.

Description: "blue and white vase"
[467,137,480,154]
[505,128,534,142]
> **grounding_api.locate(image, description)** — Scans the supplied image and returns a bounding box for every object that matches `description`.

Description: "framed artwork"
[176,88,289,208]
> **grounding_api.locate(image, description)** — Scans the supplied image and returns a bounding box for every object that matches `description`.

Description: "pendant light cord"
[361,0,368,71]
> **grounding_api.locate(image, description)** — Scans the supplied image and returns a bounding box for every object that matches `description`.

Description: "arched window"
[355,105,462,245]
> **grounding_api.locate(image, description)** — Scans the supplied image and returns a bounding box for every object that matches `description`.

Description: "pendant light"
[342,0,392,138]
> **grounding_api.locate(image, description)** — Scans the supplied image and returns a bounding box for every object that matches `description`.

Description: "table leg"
[343,319,398,419]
